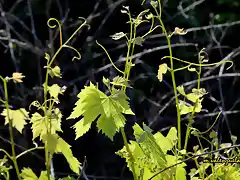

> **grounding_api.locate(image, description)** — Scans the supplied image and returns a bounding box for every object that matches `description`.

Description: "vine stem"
[3,79,21,179]
[16,147,44,159]
[119,12,137,180]
[43,18,89,180]
[158,19,182,150]
[152,0,182,149]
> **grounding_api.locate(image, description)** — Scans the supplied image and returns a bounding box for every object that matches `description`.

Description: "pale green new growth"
[55,138,81,175]
[21,168,53,180]
[68,82,134,140]
[1,109,29,134]
[30,108,62,140]
[117,123,186,180]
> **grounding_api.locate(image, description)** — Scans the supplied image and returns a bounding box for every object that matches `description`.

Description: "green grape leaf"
[176,164,187,180]
[55,137,80,174]
[179,100,202,115]
[116,140,151,179]
[192,88,208,97]
[186,93,199,103]
[102,77,110,90]
[166,127,178,146]
[30,108,62,140]
[72,118,92,140]
[21,168,38,180]
[179,101,192,115]
[49,66,62,78]
[117,124,186,180]
[177,85,186,96]
[134,124,167,167]
[178,87,207,115]
[154,127,177,153]
[68,82,134,140]
[42,134,58,154]
[39,171,52,180]
[1,108,29,134]
[46,84,63,100]
[110,76,128,87]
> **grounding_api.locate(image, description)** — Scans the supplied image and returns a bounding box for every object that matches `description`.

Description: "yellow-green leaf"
[72,118,92,140]
[1,108,29,133]
[21,168,38,180]
[68,82,134,140]
[30,109,62,140]
[157,63,168,82]
[55,138,80,174]
[177,85,186,96]
[42,134,58,154]
[47,84,62,100]
[49,66,62,78]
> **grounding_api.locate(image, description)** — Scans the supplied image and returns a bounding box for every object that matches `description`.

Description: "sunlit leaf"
[30,109,62,140]
[55,137,80,174]
[42,134,58,154]
[68,82,134,140]
[72,118,91,140]
[177,85,186,96]
[47,84,63,100]
[49,66,62,78]
[110,76,128,87]
[1,108,29,133]
[21,168,38,180]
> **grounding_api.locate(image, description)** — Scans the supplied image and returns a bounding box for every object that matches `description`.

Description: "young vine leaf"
[49,66,62,78]
[21,168,53,180]
[30,108,62,140]
[44,83,63,100]
[1,108,29,134]
[67,82,134,140]
[117,123,186,180]
[110,76,128,87]
[21,168,38,180]
[177,86,207,115]
[72,119,92,140]
[55,137,81,175]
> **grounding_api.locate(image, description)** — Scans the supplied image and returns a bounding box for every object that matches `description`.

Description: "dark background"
[1,0,240,179]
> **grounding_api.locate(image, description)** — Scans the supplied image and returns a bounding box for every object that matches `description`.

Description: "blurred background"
[1,0,240,179]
